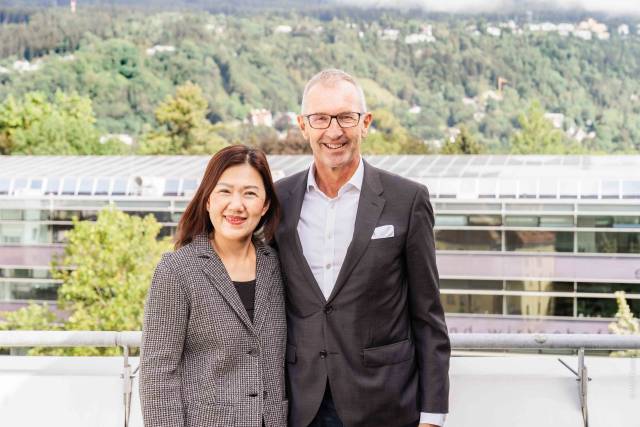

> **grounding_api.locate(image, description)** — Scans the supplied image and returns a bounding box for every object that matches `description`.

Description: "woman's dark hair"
[175,145,281,249]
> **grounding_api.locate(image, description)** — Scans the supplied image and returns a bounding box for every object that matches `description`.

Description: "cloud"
[344,0,640,16]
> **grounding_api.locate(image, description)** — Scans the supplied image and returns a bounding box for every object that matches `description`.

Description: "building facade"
[1,155,639,333]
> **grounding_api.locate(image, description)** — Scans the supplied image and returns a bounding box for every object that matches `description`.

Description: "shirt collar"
[306,157,364,195]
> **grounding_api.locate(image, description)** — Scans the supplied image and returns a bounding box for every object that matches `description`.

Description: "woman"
[140,145,286,427]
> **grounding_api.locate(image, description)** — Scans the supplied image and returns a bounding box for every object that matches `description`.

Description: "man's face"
[298,80,372,171]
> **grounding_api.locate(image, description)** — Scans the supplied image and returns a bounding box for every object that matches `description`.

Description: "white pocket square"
[371,225,394,239]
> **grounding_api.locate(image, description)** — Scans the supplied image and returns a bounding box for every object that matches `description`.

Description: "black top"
[233,279,256,322]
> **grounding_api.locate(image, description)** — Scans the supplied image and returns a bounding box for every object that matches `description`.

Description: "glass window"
[12,178,28,194]
[164,179,180,196]
[468,215,502,226]
[435,230,502,251]
[601,180,620,199]
[182,179,198,196]
[506,231,573,252]
[6,282,59,301]
[506,281,574,292]
[435,215,467,227]
[0,178,9,195]
[505,216,539,227]
[171,212,182,223]
[440,279,502,290]
[579,180,599,199]
[77,177,94,195]
[441,294,503,315]
[29,179,43,191]
[498,180,518,198]
[577,232,640,254]
[112,178,128,196]
[45,178,60,195]
[577,282,640,294]
[94,178,110,196]
[0,209,23,220]
[52,224,74,244]
[576,297,640,318]
[539,216,574,227]
[622,181,640,199]
[506,295,573,316]
[578,216,640,228]
[0,223,51,244]
[61,177,77,195]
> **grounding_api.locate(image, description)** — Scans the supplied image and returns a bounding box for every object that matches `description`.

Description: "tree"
[440,125,483,154]
[0,91,127,155]
[510,101,575,154]
[609,291,640,357]
[139,82,228,154]
[0,206,172,356]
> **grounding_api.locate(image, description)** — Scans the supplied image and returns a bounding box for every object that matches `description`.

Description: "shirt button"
[324,305,334,314]
[319,350,328,359]
[325,263,331,269]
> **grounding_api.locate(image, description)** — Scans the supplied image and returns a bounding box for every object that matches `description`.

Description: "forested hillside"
[1,6,639,155]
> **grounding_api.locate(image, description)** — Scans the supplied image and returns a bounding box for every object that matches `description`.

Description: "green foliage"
[441,126,483,154]
[1,8,640,153]
[0,206,172,356]
[510,101,579,155]
[139,82,228,154]
[609,291,640,357]
[362,109,430,155]
[0,91,128,154]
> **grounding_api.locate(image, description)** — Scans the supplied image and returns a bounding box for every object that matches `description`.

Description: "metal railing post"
[121,345,133,427]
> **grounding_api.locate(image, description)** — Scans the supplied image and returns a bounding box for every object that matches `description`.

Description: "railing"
[2,331,640,427]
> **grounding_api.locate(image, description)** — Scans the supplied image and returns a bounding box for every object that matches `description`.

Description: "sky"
[346,0,640,16]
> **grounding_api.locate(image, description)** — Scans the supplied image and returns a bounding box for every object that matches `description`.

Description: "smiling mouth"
[225,215,246,225]
[322,142,347,150]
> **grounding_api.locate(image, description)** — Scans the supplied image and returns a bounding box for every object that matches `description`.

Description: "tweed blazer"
[139,233,288,427]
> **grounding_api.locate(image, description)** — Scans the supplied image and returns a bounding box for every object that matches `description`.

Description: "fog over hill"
[2,0,639,17]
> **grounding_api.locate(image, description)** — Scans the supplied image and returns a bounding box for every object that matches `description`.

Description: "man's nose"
[324,117,344,138]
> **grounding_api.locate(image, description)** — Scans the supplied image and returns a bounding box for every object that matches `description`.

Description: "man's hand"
[419,424,439,427]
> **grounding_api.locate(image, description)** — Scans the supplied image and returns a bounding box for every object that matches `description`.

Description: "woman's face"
[206,163,270,244]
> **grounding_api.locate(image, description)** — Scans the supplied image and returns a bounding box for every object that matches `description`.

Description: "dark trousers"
[308,383,419,427]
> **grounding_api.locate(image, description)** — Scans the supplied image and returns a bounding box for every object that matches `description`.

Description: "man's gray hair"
[300,68,367,114]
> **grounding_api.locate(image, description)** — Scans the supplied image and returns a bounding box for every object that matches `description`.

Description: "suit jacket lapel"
[195,235,255,332]
[252,243,277,334]
[281,169,327,303]
[328,161,385,303]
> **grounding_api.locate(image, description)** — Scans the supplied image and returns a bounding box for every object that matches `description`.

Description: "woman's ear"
[262,199,270,216]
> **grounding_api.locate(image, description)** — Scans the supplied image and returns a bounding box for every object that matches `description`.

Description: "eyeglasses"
[304,112,363,129]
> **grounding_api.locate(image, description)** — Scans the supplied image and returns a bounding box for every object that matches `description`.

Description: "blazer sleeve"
[405,185,451,414]
[139,253,189,427]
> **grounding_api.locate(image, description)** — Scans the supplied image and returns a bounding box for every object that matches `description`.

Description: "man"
[274,69,450,427]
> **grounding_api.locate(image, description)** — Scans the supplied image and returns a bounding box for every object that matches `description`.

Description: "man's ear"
[297,115,308,139]
[361,112,373,138]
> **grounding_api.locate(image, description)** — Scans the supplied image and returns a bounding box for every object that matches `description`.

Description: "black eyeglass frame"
[304,112,364,129]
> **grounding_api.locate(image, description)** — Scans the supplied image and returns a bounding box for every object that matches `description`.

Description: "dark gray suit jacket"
[275,161,450,427]
[139,234,288,427]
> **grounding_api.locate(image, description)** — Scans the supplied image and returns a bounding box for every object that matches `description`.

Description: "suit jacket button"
[319,350,328,359]
[247,348,259,357]
[248,393,259,397]
[324,305,333,314]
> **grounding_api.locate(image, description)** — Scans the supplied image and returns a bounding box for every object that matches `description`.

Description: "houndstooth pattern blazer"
[139,233,288,427]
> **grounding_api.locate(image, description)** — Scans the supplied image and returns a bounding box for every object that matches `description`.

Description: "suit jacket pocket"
[362,338,414,367]
[286,343,296,364]
[187,401,235,427]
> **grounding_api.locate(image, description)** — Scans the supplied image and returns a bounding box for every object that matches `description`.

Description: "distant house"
[557,23,575,36]
[274,25,292,34]
[404,33,435,44]
[540,22,557,32]
[380,28,399,41]
[618,24,630,36]
[544,113,565,129]
[12,60,40,73]
[146,45,176,56]
[486,26,501,37]
[408,105,422,114]
[573,30,592,41]
[100,134,134,146]
[249,109,273,127]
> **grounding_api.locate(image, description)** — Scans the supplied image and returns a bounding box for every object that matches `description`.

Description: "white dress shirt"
[297,158,446,427]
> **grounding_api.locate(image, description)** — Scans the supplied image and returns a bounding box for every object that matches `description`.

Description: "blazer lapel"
[281,169,327,303]
[328,161,385,303]
[195,235,255,332]
[252,243,277,334]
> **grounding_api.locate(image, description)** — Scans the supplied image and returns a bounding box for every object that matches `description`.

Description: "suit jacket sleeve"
[140,253,188,427]
[405,185,451,414]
